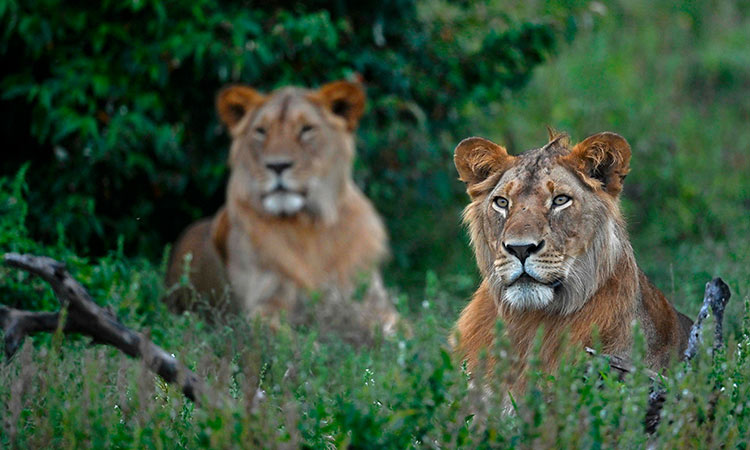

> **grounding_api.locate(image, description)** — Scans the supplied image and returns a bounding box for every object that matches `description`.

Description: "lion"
[165,80,400,341]
[452,131,693,389]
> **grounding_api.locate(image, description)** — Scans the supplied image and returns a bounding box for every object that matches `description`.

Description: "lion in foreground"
[452,131,693,389]
[165,80,399,341]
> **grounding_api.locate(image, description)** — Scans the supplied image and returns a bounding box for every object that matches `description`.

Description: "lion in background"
[452,131,693,390]
[165,80,400,342]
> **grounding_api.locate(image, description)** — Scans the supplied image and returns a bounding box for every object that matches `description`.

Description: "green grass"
[1,249,749,447]
[3,0,750,447]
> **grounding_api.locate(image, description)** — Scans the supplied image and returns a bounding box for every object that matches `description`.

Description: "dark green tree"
[0,0,566,293]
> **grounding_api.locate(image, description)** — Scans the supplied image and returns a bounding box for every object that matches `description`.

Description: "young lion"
[453,131,692,387]
[165,80,399,339]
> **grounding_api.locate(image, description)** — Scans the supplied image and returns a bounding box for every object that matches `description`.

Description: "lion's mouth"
[261,188,307,216]
[509,273,562,289]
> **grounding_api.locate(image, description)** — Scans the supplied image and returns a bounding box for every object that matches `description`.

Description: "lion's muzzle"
[262,190,305,216]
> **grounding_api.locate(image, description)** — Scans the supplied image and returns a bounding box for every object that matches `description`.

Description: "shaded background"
[1,0,749,317]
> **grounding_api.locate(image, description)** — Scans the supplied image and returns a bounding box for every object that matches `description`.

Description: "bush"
[0,0,569,293]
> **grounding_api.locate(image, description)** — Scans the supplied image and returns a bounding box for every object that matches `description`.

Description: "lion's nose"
[503,240,545,264]
[265,161,294,175]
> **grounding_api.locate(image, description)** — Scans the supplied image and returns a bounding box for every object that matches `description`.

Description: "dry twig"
[0,253,215,406]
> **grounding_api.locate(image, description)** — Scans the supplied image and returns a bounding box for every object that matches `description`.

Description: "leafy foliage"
[1,185,749,446]
[0,0,562,289]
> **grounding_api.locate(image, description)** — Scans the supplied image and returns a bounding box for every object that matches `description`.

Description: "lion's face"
[216,81,365,223]
[455,132,632,315]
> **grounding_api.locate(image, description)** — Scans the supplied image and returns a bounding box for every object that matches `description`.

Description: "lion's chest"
[225,200,386,317]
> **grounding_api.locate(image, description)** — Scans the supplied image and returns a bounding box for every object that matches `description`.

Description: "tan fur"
[166,216,232,312]
[452,131,690,391]
[165,80,399,338]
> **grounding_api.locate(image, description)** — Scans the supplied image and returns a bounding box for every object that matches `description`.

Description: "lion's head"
[455,131,633,315]
[216,80,365,224]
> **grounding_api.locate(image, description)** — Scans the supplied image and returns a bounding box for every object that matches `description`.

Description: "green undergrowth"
[2,168,750,448]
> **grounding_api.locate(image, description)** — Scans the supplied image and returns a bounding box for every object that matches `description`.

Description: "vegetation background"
[1,0,750,447]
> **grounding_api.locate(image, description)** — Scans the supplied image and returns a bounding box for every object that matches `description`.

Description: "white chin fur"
[502,282,554,310]
[262,192,305,216]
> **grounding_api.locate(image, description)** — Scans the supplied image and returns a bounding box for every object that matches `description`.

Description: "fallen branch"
[587,277,731,434]
[0,308,66,357]
[0,253,215,406]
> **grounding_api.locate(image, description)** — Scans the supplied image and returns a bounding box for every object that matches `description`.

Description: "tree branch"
[1,253,216,406]
[0,307,66,358]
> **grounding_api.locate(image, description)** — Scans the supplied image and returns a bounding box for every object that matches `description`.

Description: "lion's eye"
[552,194,571,207]
[492,196,509,211]
[253,127,267,141]
[299,124,315,140]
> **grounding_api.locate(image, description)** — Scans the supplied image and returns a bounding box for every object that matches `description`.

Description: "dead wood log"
[587,277,731,434]
[0,253,216,406]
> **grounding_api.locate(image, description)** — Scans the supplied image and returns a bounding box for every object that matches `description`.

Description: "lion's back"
[165,216,230,312]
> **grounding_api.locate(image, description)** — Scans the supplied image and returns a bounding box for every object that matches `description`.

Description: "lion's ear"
[454,137,514,196]
[216,85,266,130]
[312,80,366,131]
[563,132,631,197]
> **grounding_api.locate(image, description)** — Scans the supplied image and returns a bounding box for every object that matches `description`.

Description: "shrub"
[0,0,567,292]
